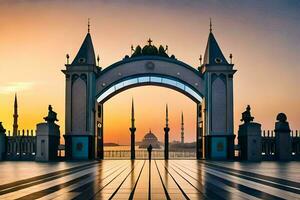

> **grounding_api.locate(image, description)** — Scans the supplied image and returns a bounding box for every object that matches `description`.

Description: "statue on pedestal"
[241,105,254,124]
[44,105,58,123]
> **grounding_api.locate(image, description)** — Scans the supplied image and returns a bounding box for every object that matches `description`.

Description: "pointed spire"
[165,104,169,128]
[209,18,212,33]
[97,55,100,66]
[14,93,17,107]
[181,112,184,144]
[13,93,18,136]
[71,23,96,66]
[131,98,135,128]
[203,20,228,65]
[88,18,90,33]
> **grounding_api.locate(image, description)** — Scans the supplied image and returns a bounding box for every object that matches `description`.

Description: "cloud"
[0,82,35,94]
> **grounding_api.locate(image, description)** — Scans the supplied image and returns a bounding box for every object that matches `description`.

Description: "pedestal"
[275,120,292,161]
[36,122,60,161]
[64,135,95,160]
[204,135,235,160]
[238,122,262,161]
[0,132,5,161]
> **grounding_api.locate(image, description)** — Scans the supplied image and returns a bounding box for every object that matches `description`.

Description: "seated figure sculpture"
[241,105,254,123]
[43,105,59,123]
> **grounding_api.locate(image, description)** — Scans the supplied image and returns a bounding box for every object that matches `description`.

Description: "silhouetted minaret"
[129,98,136,159]
[13,93,18,136]
[181,112,184,144]
[164,104,170,159]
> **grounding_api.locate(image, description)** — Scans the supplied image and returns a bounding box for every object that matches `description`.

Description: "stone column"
[164,126,169,160]
[0,122,6,161]
[275,113,292,161]
[238,105,262,161]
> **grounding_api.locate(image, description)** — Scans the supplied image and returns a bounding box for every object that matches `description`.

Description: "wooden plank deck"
[0,160,299,200]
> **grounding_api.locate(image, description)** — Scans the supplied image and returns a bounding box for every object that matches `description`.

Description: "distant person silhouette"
[147,144,153,160]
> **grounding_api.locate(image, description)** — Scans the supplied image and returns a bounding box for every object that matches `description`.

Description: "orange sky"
[0,1,299,144]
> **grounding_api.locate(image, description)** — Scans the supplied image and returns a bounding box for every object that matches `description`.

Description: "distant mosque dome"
[139,129,161,149]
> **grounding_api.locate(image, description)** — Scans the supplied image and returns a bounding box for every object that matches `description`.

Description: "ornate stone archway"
[62,30,236,160]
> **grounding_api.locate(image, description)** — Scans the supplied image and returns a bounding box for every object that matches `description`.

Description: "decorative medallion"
[145,61,155,70]
[76,143,83,151]
[217,142,224,152]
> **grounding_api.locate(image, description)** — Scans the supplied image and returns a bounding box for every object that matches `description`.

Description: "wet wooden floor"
[0,160,299,200]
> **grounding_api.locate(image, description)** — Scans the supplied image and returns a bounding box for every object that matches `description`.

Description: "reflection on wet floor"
[0,160,299,199]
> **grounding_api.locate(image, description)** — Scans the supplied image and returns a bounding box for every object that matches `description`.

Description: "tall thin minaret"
[129,98,136,160]
[181,112,184,144]
[13,93,18,136]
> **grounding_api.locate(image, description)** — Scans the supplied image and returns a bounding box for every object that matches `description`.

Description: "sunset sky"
[0,0,299,144]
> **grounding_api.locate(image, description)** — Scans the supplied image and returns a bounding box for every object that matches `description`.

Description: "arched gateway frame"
[96,72,203,160]
[63,31,236,160]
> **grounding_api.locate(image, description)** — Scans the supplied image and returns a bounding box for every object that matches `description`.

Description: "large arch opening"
[97,75,202,104]
[95,76,203,160]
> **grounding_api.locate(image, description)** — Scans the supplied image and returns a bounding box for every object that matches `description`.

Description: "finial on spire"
[229,53,233,64]
[147,38,153,45]
[131,45,134,55]
[199,55,202,65]
[66,54,70,64]
[209,18,212,33]
[88,18,90,33]
[97,55,100,66]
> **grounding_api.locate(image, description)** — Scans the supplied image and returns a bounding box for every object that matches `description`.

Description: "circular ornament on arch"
[145,61,155,70]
